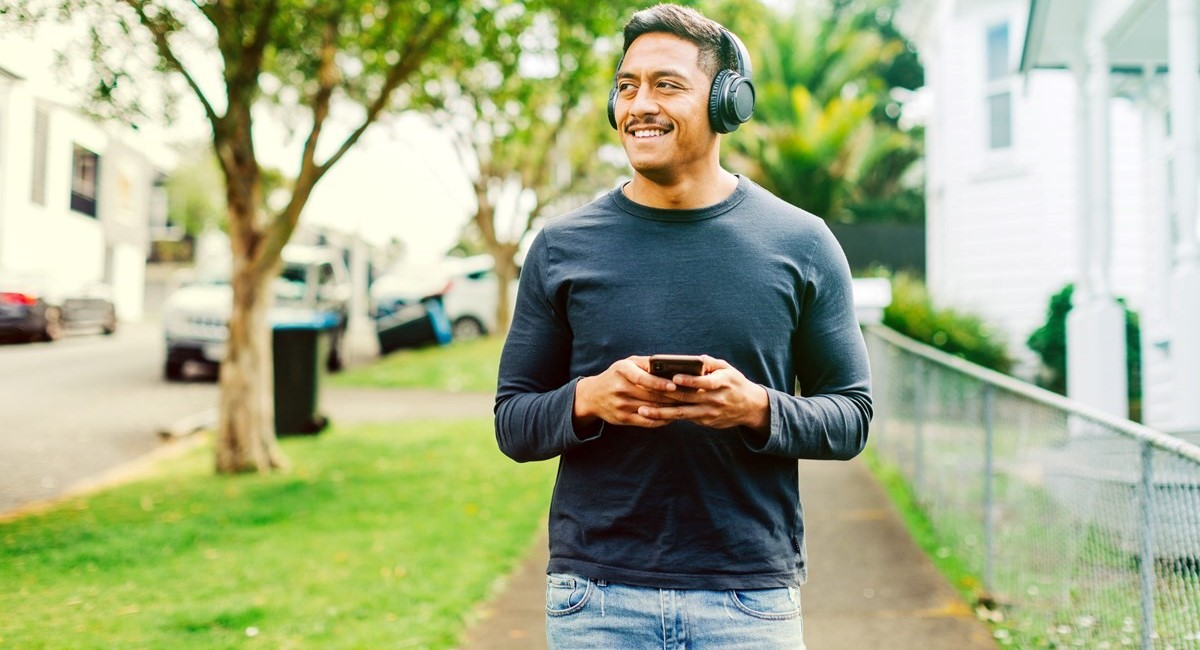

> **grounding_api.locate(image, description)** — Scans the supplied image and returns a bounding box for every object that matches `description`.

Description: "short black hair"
[621,4,737,80]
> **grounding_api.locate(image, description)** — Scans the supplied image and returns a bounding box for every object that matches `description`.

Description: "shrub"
[882,273,1013,373]
[1026,284,1142,420]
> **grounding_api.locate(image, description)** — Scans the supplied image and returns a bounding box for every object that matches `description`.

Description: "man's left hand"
[636,355,770,432]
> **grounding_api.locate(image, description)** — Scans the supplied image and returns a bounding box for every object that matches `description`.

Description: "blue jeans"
[545,573,807,649]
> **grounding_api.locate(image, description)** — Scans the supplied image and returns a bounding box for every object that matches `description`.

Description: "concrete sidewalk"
[457,458,998,650]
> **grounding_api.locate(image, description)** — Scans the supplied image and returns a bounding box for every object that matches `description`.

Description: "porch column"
[1137,75,1172,428]
[1168,0,1200,434]
[1067,38,1129,418]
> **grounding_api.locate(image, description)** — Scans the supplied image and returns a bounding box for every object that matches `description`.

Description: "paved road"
[0,321,218,513]
[0,318,499,516]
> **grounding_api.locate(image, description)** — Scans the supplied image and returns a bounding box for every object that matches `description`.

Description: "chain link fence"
[866,325,1200,649]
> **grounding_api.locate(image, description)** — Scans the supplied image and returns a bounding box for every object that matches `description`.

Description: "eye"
[657,81,681,90]
[617,81,637,93]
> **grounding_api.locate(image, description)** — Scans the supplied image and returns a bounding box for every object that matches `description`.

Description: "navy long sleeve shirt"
[495,176,872,589]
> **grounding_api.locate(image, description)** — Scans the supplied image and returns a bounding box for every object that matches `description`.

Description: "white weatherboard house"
[0,64,166,322]
[898,0,1200,437]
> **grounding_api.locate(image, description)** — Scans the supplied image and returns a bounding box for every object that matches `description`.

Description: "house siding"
[922,0,1147,381]
[0,64,161,322]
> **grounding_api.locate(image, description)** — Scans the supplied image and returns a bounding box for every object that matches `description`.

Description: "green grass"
[0,419,555,649]
[330,337,504,393]
[862,448,986,603]
[864,446,1200,647]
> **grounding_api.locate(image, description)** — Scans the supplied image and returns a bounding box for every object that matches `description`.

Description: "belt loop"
[596,578,607,587]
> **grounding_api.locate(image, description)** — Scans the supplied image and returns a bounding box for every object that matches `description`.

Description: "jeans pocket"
[729,586,801,620]
[545,573,593,617]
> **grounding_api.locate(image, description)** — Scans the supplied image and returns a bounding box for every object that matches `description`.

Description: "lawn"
[863,447,1200,648]
[330,337,504,393]
[0,419,556,650]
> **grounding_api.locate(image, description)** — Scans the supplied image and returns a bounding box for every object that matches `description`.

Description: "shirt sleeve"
[494,231,603,463]
[742,224,873,460]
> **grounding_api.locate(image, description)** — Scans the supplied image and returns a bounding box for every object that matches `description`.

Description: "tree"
[17,0,467,472]
[726,0,924,224]
[428,0,636,336]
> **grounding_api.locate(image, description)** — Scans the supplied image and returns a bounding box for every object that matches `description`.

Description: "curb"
[0,427,210,524]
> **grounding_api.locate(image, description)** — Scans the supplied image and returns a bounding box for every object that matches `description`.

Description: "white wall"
[0,88,108,285]
[0,78,12,272]
[0,72,158,321]
[923,0,1146,377]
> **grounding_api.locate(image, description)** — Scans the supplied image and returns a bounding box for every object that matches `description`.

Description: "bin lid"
[271,308,340,330]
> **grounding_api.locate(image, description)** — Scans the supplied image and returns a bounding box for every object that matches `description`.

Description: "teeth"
[633,129,666,138]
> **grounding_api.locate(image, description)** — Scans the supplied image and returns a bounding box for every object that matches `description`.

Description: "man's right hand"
[573,355,686,428]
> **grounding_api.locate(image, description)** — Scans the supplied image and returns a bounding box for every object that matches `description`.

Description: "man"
[494,4,872,648]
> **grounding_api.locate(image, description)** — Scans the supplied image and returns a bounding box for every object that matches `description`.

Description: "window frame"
[984,21,1013,151]
[70,144,100,218]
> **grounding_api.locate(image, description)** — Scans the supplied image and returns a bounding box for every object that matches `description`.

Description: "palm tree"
[728,0,923,224]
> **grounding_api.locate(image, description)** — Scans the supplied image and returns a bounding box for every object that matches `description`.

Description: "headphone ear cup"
[709,69,733,134]
[714,73,754,133]
[608,85,619,130]
[725,75,755,128]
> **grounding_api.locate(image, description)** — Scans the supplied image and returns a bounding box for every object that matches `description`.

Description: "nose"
[626,83,660,124]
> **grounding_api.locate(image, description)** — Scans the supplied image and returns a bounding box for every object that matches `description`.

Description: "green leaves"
[883,273,1013,373]
[727,0,923,224]
[427,1,638,244]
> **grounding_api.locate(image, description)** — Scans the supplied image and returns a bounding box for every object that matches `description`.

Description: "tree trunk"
[213,114,287,473]
[491,242,519,336]
[215,254,288,473]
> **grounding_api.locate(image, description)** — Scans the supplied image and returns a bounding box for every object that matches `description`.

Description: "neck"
[625,166,739,210]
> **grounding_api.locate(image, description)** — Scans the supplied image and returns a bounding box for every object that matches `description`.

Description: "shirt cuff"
[740,386,783,454]
[566,376,605,444]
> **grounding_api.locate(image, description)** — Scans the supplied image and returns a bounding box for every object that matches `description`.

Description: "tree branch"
[523,82,585,198]
[120,0,221,128]
[238,0,279,89]
[473,154,499,247]
[313,6,459,181]
[259,11,340,274]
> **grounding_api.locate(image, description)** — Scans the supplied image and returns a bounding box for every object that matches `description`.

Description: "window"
[70,145,99,217]
[985,22,1012,150]
[30,108,48,205]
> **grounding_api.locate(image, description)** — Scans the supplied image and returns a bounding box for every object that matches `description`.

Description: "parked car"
[160,245,351,380]
[370,255,510,341]
[0,273,117,343]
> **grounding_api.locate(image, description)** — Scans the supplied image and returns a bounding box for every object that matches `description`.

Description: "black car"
[0,274,117,343]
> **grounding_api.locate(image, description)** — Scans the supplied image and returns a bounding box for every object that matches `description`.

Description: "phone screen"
[649,354,704,379]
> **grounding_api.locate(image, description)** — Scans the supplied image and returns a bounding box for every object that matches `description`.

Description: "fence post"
[868,331,886,456]
[1138,441,1156,650]
[982,384,996,594]
[913,359,926,494]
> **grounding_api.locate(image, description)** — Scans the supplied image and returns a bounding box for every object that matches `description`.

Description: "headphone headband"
[722,28,752,81]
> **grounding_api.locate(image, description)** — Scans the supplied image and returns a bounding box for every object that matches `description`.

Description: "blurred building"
[899,0,1200,436]
[0,64,167,322]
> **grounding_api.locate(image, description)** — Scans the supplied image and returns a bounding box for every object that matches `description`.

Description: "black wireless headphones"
[607,27,756,134]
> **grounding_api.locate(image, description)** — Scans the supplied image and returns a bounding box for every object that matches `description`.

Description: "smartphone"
[648,354,705,379]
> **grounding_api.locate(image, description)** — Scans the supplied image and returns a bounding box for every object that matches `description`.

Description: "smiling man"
[494,4,873,648]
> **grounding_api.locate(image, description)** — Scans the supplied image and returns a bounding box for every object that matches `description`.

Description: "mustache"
[625,120,672,132]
